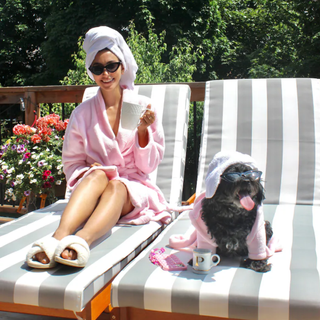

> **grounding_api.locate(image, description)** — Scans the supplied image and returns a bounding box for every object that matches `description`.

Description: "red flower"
[45,114,60,125]
[44,170,51,176]
[64,119,69,129]
[42,135,51,142]
[36,114,60,128]
[49,176,55,183]
[42,181,52,188]
[13,124,34,136]
[55,121,65,131]
[39,126,52,136]
[31,134,41,144]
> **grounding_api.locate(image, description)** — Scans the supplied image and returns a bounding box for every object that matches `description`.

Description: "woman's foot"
[26,237,59,269]
[60,248,77,260]
[54,235,90,267]
[31,235,89,267]
[35,248,77,263]
[35,252,50,264]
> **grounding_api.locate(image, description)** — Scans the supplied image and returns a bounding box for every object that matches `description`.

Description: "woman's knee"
[107,179,127,194]
[84,169,109,185]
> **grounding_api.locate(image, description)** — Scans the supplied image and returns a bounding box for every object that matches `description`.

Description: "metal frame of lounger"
[110,78,320,320]
[0,84,191,320]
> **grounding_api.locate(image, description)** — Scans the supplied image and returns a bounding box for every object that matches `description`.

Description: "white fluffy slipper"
[54,235,90,267]
[26,237,59,269]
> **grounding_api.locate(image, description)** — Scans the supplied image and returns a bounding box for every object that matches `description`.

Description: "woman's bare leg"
[35,170,109,264]
[61,179,133,260]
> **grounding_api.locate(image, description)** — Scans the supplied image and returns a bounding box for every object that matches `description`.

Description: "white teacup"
[192,248,220,274]
[121,102,146,131]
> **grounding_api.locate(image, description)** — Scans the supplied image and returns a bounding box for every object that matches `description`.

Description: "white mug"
[120,102,146,131]
[192,248,220,274]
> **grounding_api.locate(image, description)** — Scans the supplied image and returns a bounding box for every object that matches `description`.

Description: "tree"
[2,0,320,86]
[24,0,226,84]
[0,0,51,86]
[57,17,199,117]
[218,0,302,78]
[61,17,199,86]
[293,1,320,77]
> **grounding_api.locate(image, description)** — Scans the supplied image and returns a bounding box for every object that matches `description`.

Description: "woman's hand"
[137,104,154,147]
[90,162,102,168]
[138,104,155,131]
[77,162,102,180]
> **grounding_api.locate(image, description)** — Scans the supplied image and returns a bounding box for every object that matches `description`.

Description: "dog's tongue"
[239,193,255,211]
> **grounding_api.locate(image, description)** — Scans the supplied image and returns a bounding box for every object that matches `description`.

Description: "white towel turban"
[205,151,258,199]
[83,26,138,90]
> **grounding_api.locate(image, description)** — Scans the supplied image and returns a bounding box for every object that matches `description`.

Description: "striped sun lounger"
[111,78,320,320]
[0,84,191,320]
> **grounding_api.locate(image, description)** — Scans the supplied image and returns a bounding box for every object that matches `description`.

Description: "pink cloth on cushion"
[62,88,172,225]
[169,192,282,260]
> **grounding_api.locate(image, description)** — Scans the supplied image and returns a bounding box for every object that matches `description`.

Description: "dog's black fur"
[201,163,273,272]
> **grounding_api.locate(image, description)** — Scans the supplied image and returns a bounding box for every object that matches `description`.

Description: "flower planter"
[0,113,68,213]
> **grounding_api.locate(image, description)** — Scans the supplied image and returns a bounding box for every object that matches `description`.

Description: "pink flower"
[38,160,45,167]
[23,152,31,159]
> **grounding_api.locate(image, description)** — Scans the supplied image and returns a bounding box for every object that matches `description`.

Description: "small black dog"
[201,163,273,272]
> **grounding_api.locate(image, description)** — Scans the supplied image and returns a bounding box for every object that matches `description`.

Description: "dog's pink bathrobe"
[169,151,282,260]
[62,88,172,225]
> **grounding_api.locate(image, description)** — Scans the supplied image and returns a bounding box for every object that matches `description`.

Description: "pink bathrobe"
[62,88,172,225]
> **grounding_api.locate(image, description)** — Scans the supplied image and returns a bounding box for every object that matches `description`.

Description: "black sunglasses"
[89,61,122,75]
[220,170,262,183]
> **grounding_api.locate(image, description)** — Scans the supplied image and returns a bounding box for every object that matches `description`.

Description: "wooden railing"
[0,82,206,125]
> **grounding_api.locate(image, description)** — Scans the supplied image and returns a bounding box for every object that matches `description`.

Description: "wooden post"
[24,91,40,126]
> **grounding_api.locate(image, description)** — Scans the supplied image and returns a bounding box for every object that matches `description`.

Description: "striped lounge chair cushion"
[197,78,320,205]
[111,204,320,319]
[111,78,320,320]
[0,84,190,313]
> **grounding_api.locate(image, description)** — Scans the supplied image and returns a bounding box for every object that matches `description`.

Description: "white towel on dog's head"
[83,26,138,90]
[205,151,258,199]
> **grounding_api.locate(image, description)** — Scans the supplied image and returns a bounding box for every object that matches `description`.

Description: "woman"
[26,26,171,268]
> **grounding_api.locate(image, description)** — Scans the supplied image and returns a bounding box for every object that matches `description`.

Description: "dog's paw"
[241,258,271,272]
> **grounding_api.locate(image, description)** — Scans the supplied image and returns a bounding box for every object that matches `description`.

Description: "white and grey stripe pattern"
[111,78,320,319]
[111,204,320,319]
[0,84,190,312]
[197,78,320,206]
[134,85,190,208]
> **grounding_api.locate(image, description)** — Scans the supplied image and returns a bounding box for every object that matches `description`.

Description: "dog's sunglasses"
[220,170,262,183]
[89,61,122,75]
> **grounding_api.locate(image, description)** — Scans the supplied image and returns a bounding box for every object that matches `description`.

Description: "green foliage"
[59,18,199,86]
[0,0,51,86]
[218,0,302,78]
[127,18,198,84]
[60,38,95,86]
[292,0,320,77]
[183,101,204,197]
[48,17,199,118]
[2,0,320,85]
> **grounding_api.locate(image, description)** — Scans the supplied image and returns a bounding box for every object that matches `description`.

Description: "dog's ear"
[255,182,265,204]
